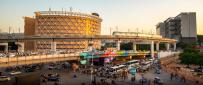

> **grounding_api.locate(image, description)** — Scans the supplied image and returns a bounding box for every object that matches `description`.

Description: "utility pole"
[9,26,12,34]
[142,29,144,34]
[136,28,139,33]
[70,7,73,12]
[110,27,112,35]
[19,28,20,33]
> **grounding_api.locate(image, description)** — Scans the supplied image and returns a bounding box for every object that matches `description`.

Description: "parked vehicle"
[110,65,126,73]
[140,61,152,71]
[0,76,11,82]
[154,77,163,85]
[124,60,139,66]
[10,71,22,75]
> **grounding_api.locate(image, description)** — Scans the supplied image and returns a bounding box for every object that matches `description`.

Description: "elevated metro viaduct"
[0,35,177,67]
[0,35,177,57]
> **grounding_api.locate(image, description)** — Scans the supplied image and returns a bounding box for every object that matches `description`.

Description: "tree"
[196,53,203,68]
[179,53,195,67]
[183,47,198,54]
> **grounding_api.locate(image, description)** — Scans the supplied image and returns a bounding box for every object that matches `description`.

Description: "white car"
[8,53,15,57]
[10,71,22,75]
[0,76,11,82]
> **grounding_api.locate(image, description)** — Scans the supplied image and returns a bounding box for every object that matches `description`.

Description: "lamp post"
[90,42,94,83]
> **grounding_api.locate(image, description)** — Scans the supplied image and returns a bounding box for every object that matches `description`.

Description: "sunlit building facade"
[24,10,102,51]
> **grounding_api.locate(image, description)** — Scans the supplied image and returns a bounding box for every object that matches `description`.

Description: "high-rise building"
[156,12,197,43]
[24,10,102,51]
[156,22,165,37]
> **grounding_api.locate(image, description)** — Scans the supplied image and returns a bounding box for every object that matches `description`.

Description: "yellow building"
[24,11,102,51]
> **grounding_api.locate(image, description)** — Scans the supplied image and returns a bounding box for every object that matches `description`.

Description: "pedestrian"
[81,82,86,85]
[148,79,151,85]
[54,81,58,85]
[92,76,97,85]
[195,80,199,84]
[170,73,174,80]
[111,80,116,85]
[131,76,135,84]
[183,76,186,83]
[174,73,178,79]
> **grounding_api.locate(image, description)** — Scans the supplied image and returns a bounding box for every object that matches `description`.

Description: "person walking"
[148,79,151,85]
[174,73,178,79]
[170,73,174,80]
[181,76,186,83]
[131,76,135,85]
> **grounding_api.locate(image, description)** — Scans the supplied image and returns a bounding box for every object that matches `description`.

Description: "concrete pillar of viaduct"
[150,41,154,59]
[173,43,176,51]
[15,42,24,52]
[117,40,121,51]
[156,42,160,51]
[166,43,170,51]
[133,42,137,52]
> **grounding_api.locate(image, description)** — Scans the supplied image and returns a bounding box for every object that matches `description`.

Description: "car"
[24,67,35,72]
[8,53,15,57]
[154,77,163,85]
[48,66,56,70]
[48,74,60,81]
[0,76,11,82]
[155,69,161,74]
[194,68,203,73]
[10,71,22,75]
[139,77,147,83]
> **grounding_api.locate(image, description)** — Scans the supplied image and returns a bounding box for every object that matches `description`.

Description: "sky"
[0,0,203,35]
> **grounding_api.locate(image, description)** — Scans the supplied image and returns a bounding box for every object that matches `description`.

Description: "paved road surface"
[40,68,198,85]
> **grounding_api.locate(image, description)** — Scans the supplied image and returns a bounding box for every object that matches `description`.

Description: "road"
[39,68,198,85]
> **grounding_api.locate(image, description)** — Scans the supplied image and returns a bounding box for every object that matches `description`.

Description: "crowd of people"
[161,55,203,85]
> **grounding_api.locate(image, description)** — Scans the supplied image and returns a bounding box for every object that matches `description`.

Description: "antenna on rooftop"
[116,26,118,32]
[70,7,73,12]
[110,27,112,35]
[136,28,139,33]
[19,28,20,33]
[64,8,66,15]
[9,26,11,34]
[62,8,63,14]
[49,7,51,11]
[142,29,144,34]
[48,7,52,15]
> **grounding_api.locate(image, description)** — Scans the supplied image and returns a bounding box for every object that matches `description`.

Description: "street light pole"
[89,39,94,83]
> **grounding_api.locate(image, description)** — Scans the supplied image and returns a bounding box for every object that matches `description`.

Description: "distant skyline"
[0,0,202,35]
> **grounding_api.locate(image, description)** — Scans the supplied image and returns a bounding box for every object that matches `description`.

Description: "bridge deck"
[0,54,80,67]
[0,35,177,43]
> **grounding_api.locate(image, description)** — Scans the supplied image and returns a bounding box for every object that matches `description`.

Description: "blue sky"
[0,0,203,34]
